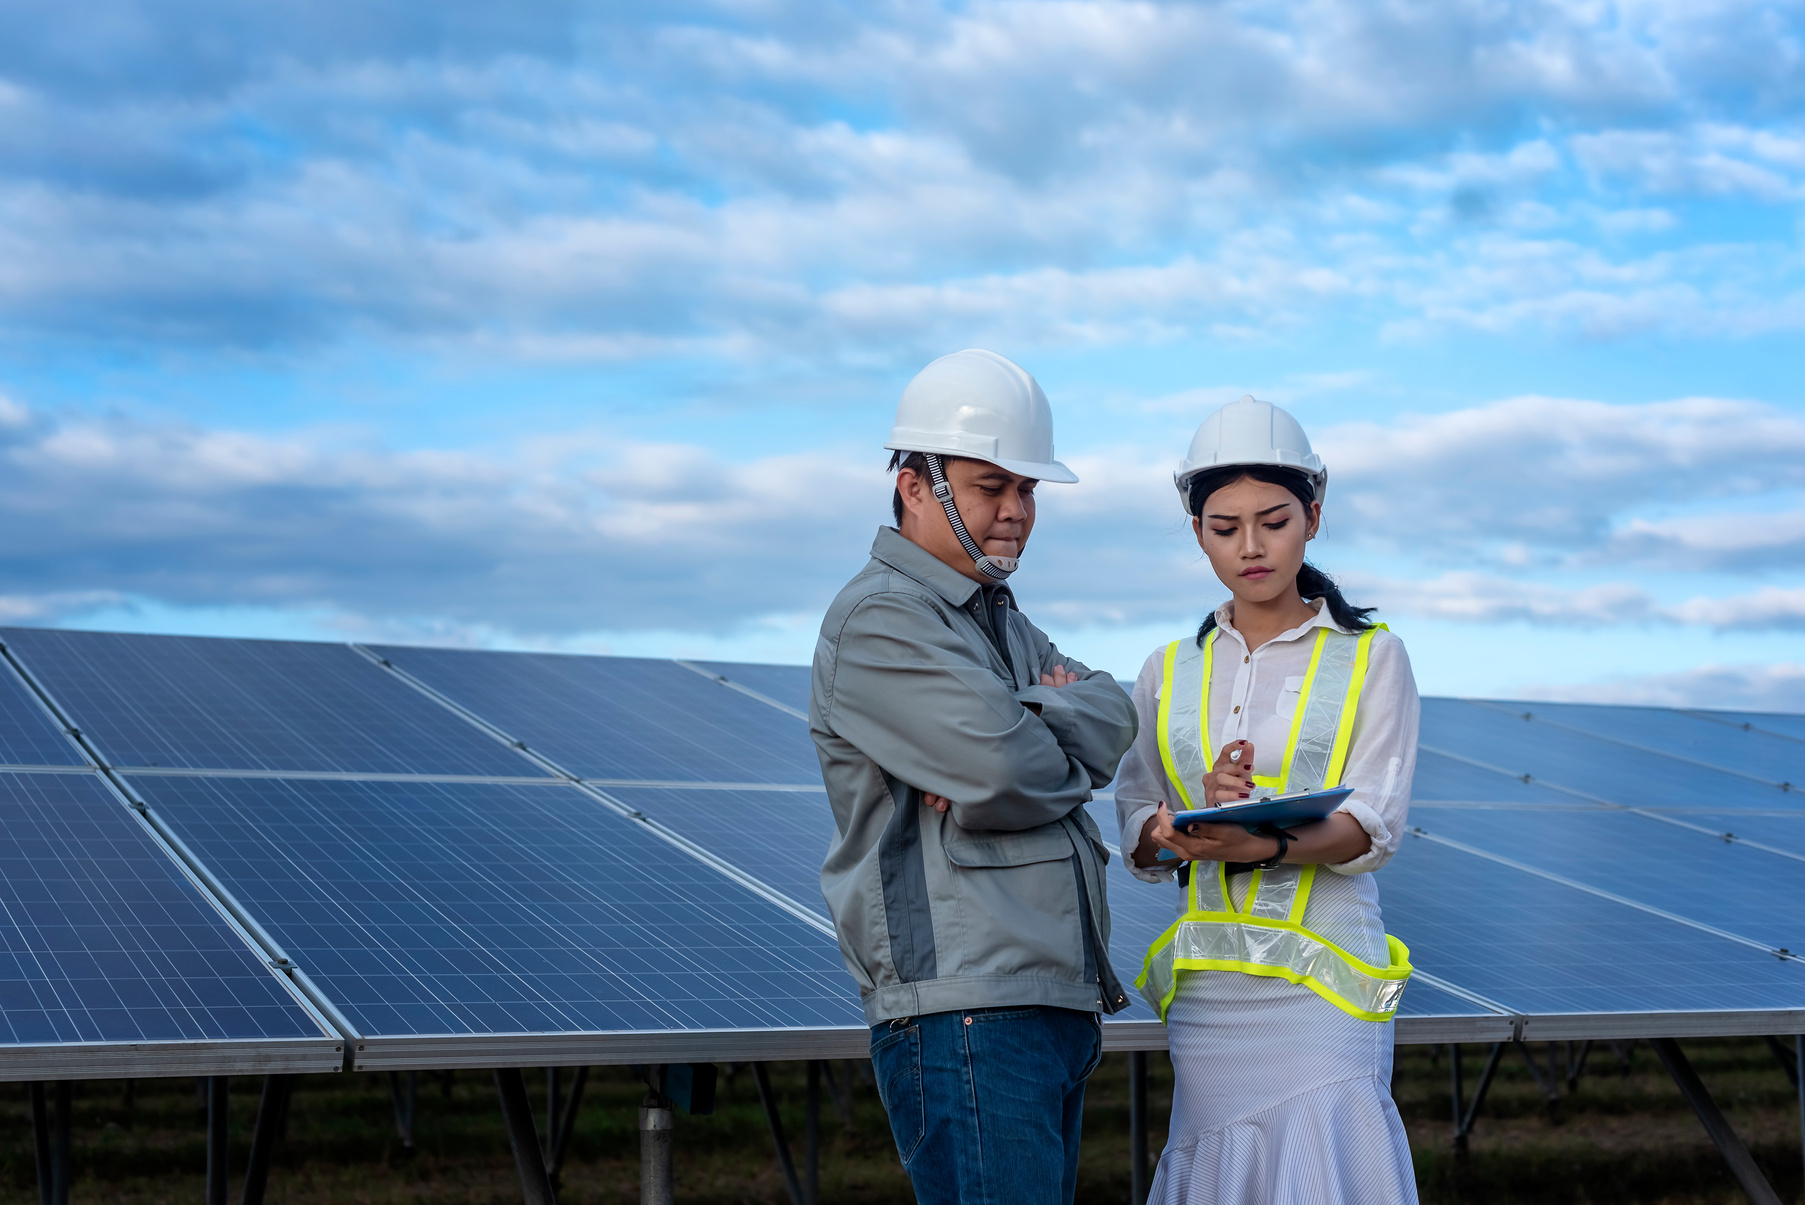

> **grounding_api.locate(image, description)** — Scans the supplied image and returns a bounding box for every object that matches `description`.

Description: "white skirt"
[1151,971,1418,1205]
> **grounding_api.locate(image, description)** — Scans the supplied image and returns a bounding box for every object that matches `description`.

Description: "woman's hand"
[1204,740,1256,805]
[1133,802,1279,867]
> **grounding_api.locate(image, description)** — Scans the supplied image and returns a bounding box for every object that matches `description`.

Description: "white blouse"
[1114,598,1420,885]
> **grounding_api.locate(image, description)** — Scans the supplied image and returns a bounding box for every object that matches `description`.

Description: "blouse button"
[1244,655,1250,663]
[1233,705,1241,714]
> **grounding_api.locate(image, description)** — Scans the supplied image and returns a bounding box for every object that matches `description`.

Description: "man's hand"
[1205,740,1255,805]
[924,792,951,813]
[1039,664,1080,688]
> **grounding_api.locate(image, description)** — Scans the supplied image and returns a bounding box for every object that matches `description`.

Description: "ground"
[2,1038,1800,1203]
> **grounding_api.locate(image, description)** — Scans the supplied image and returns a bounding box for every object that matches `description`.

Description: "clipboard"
[1155,785,1354,861]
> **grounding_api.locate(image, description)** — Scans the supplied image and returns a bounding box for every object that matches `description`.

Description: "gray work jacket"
[810,527,1139,1024]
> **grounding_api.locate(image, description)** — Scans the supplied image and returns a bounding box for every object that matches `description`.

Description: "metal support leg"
[640,1067,673,1205]
[205,1076,228,1205]
[1515,1043,1563,1124]
[821,1060,853,1131]
[389,1071,417,1150]
[1795,1036,1803,1204]
[494,1069,557,1205]
[805,1061,821,1205]
[1448,1044,1463,1151]
[548,1066,589,1187]
[1565,1040,1593,1090]
[545,1068,560,1161]
[242,1075,294,1205]
[753,1063,806,1205]
[1650,1038,1782,1205]
[1451,1043,1506,1151]
[29,1083,52,1205]
[1130,1051,1150,1205]
[1765,1036,1799,1087]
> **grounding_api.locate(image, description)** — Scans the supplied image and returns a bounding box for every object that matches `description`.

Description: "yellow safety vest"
[1136,625,1413,1023]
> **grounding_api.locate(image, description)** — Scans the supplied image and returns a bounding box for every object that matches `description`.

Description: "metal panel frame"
[0,1038,344,1082]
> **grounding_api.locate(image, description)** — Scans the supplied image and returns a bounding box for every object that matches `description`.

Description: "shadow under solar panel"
[123,775,864,1054]
[0,648,86,768]
[371,645,822,785]
[2,628,543,778]
[1381,831,1805,1035]
[0,771,337,1075]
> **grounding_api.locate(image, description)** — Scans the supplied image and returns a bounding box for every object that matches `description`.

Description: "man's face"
[895,458,1039,582]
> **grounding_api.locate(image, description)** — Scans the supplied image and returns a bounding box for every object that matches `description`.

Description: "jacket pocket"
[942,827,1073,868]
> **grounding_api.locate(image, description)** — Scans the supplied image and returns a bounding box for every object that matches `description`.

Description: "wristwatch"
[1249,825,1290,870]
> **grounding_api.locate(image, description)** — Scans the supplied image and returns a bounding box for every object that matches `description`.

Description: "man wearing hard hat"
[810,350,1138,1204]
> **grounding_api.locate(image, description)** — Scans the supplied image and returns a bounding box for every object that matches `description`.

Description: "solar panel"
[0,654,85,768]
[371,646,821,785]
[1413,747,1580,805]
[1659,812,1805,858]
[1469,699,1805,794]
[123,775,863,1040]
[601,785,831,912]
[1409,805,1805,958]
[1380,832,1805,1017]
[691,661,811,716]
[1395,979,1508,1020]
[0,771,332,1046]
[1421,697,1786,810]
[1700,710,1805,743]
[1,628,540,778]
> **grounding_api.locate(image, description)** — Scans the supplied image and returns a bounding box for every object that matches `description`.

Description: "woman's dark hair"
[1187,463,1375,644]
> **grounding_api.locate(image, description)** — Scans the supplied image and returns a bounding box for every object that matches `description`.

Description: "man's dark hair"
[888,449,971,524]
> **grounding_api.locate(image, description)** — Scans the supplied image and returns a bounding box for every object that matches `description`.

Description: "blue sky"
[2,0,1804,707]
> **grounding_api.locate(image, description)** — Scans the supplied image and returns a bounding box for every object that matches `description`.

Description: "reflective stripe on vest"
[1137,623,1413,1023]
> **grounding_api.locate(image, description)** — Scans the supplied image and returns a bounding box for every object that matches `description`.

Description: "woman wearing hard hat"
[1115,396,1420,1202]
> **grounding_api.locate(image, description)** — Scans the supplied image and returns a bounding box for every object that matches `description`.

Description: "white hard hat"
[886,349,1078,484]
[1175,395,1327,515]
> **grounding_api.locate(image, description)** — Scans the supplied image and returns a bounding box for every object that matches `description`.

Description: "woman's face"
[1192,475,1321,605]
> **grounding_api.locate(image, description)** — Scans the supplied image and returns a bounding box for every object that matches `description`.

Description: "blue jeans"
[870,1006,1104,1205]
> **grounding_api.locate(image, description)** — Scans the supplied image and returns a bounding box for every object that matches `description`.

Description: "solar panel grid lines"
[1408,806,1805,960]
[1463,698,1801,794]
[690,661,812,717]
[0,644,89,769]
[368,643,821,785]
[1380,834,1805,1028]
[1688,710,1805,745]
[0,770,341,1075]
[1422,697,1797,811]
[1624,809,1805,867]
[0,628,547,778]
[123,775,865,1054]
[1405,824,1799,964]
[672,660,808,721]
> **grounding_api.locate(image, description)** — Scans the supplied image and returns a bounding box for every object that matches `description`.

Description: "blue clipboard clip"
[1153,786,1354,862]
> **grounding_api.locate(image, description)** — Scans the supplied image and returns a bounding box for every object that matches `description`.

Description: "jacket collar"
[870,526,988,608]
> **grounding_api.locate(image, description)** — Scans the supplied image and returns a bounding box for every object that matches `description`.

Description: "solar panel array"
[2,625,1803,1080]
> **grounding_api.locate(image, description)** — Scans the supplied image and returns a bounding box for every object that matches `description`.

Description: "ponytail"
[1188,465,1375,645]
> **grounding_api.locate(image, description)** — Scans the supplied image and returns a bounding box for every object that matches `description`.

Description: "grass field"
[3,1038,1801,1204]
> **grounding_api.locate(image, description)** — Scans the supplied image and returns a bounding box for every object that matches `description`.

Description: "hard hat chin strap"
[923,453,1017,580]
